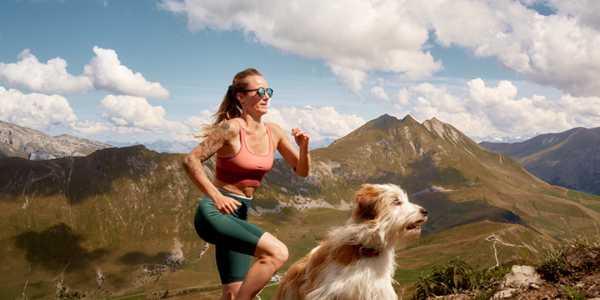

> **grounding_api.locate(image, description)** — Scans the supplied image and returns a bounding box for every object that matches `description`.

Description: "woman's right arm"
[182,121,242,214]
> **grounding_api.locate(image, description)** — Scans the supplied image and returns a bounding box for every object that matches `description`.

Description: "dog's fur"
[273,184,427,300]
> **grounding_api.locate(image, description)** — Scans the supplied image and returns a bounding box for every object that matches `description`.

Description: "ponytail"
[194,68,262,138]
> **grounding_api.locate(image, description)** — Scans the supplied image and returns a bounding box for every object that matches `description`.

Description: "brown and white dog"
[273,184,427,300]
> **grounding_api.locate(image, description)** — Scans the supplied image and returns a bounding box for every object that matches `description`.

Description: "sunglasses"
[241,87,273,98]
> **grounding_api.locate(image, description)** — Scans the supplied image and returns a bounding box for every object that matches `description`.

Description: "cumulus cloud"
[100,95,187,133]
[328,63,368,98]
[160,0,442,95]
[263,105,365,141]
[71,120,111,136]
[394,79,597,140]
[170,109,216,141]
[0,49,93,94]
[160,0,600,97]
[84,47,170,99]
[370,78,390,103]
[0,47,170,98]
[0,86,79,130]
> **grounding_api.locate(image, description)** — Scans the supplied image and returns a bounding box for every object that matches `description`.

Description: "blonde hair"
[195,68,262,138]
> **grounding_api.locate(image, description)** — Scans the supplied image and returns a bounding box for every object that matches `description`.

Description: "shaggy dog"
[273,184,427,300]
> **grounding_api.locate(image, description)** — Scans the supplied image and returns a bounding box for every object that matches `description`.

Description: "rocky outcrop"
[0,120,111,160]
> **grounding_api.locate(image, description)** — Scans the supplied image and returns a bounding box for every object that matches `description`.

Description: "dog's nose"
[421,209,428,216]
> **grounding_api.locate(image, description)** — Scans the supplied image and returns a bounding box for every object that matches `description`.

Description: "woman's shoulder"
[211,119,241,139]
[265,122,284,135]
[221,118,242,132]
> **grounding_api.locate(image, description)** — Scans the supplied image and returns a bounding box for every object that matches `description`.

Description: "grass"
[412,259,511,300]
[568,190,600,202]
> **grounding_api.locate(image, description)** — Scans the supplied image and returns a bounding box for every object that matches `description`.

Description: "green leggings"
[194,191,266,284]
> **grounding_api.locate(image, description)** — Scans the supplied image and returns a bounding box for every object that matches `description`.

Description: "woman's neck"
[241,114,263,133]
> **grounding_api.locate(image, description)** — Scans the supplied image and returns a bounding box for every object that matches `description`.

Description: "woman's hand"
[213,194,242,215]
[292,128,310,150]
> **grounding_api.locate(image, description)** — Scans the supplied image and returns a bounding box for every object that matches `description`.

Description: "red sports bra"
[215,119,275,187]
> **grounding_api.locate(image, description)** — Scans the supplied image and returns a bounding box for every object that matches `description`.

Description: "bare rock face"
[0,120,112,160]
[499,265,543,289]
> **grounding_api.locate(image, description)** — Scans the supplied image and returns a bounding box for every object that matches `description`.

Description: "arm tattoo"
[195,123,233,162]
[183,160,206,177]
[183,122,234,178]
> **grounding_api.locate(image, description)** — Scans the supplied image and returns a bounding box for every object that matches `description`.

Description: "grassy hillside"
[481,127,600,196]
[2,115,600,299]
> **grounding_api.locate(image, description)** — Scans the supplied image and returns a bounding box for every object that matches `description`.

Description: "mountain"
[480,127,600,196]
[475,132,540,143]
[0,120,112,160]
[2,114,599,299]
[105,137,336,155]
[105,140,200,154]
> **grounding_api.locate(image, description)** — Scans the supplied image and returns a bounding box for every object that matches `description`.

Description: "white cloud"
[370,78,390,103]
[100,95,187,133]
[0,47,170,98]
[263,105,365,140]
[160,0,441,95]
[0,49,93,94]
[84,47,170,99]
[161,0,600,97]
[0,86,79,130]
[395,79,597,140]
[327,63,368,98]
[171,109,216,141]
[71,120,111,136]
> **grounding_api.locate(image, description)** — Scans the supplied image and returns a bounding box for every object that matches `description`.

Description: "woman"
[182,68,311,300]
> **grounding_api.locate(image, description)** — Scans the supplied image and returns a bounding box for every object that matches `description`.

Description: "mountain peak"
[0,120,112,160]
[370,114,401,129]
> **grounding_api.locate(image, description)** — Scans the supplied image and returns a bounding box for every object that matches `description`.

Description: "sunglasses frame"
[240,87,273,98]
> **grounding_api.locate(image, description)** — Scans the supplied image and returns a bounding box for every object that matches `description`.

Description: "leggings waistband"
[217,188,252,201]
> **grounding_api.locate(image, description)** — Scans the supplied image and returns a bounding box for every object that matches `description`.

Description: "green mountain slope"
[1,115,599,299]
[481,127,600,195]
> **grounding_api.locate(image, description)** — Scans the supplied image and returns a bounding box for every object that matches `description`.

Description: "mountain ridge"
[481,126,600,195]
[0,120,112,160]
[2,115,599,299]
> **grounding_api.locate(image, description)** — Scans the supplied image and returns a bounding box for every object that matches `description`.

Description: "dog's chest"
[307,256,397,300]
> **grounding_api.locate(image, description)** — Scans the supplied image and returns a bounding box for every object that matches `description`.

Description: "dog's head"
[350,184,427,247]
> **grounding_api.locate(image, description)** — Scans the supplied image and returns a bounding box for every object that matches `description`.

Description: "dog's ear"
[352,184,382,222]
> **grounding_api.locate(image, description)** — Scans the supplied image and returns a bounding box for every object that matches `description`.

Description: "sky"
[1,0,600,145]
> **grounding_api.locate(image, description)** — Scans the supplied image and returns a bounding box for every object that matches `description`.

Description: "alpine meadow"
[2,114,599,299]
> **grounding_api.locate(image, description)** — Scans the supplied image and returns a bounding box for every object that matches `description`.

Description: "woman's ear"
[237,93,245,105]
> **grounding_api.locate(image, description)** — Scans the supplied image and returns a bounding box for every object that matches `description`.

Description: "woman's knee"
[256,234,289,268]
[273,242,289,266]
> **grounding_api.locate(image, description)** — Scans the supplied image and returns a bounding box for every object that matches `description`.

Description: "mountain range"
[0,121,112,160]
[481,126,600,196]
[105,137,336,154]
[2,115,599,299]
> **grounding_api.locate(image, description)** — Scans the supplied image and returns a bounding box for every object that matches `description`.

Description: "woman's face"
[237,75,270,116]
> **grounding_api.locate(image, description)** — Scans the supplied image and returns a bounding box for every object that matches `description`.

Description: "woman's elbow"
[181,155,194,172]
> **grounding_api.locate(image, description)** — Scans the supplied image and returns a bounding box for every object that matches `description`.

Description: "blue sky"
[1,0,599,144]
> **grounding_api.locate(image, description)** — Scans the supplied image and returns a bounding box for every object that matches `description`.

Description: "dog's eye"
[393,199,402,205]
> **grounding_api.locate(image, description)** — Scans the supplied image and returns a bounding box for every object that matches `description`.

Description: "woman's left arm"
[271,124,311,177]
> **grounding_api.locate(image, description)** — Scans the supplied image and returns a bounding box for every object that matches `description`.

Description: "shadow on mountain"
[365,153,467,194]
[414,192,526,235]
[0,145,165,204]
[117,251,169,266]
[13,222,108,272]
[365,153,527,235]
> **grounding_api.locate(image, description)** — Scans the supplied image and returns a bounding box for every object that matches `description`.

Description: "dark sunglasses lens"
[266,88,273,97]
[257,87,265,97]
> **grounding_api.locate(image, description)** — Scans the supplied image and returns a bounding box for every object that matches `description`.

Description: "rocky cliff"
[0,120,112,160]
